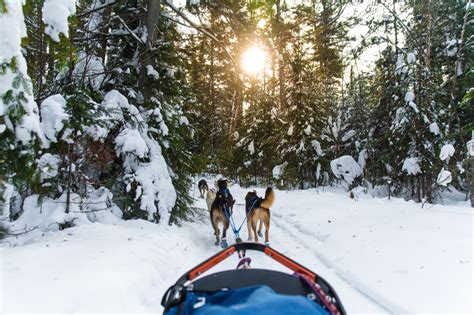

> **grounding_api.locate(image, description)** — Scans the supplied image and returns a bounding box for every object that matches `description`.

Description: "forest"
[1,0,473,230]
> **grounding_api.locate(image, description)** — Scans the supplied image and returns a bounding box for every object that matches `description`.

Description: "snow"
[287,125,294,136]
[117,127,176,223]
[358,149,368,169]
[272,162,288,179]
[1,184,472,314]
[395,54,403,71]
[15,109,45,145]
[457,61,463,76]
[179,116,189,125]
[0,0,27,64]
[405,91,415,103]
[395,54,407,75]
[84,90,176,223]
[436,169,452,186]
[402,157,422,175]
[37,153,61,181]
[0,183,14,221]
[0,0,45,146]
[311,139,323,156]
[72,53,105,91]
[341,129,356,142]
[118,130,176,222]
[115,128,149,158]
[404,91,419,114]
[304,125,311,136]
[42,0,76,42]
[406,52,416,64]
[446,39,458,57]
[439,144,455,162]
[40,94,69,148]
[429,122,440,135]
[248,140,255,155]
[84,90,123,141]
[147,65,160,79]
[330,155,362,185]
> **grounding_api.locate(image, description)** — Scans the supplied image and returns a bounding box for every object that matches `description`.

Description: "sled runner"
[161,242,346,315]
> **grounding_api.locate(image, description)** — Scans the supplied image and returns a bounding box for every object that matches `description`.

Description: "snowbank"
[6,187,122,233]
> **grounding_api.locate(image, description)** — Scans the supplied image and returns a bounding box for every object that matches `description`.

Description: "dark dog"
[245,187,275,245]
[210,179,235,248]
[198,179,209,199]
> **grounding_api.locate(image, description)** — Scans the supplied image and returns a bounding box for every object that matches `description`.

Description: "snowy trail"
[270,212,400,314]
[1,184,472,314]
[214,189,390,314]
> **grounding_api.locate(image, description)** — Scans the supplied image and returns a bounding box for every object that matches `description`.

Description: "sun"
[241,46,266,75]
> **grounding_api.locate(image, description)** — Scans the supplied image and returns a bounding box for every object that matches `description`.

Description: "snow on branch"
[42,0,76,42]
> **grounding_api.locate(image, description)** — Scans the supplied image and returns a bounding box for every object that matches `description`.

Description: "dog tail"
[260,187,275,209]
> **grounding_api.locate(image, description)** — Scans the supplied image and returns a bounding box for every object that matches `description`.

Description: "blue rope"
[223,198,259,239]
[223,205,239,237]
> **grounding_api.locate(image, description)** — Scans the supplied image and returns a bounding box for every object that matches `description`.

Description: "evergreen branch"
[113,15,145,45]
[161,0,238,69]
[76,0,117,17]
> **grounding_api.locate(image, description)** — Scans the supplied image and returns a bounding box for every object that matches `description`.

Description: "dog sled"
[161,242,346,315]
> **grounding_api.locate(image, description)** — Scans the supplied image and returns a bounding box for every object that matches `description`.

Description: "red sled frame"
[161,242,346,315]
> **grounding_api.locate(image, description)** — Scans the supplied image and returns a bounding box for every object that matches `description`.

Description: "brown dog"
[210,179,235,247]
[245,187,275,244]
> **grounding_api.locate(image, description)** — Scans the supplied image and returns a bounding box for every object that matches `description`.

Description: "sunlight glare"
[241,46,266,75]
[257,19,266,29]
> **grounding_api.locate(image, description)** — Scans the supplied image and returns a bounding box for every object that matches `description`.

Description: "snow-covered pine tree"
[278,9,321,189]
[1,0,46,223]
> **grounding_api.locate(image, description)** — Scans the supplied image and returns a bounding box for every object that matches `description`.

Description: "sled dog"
[245,187,275,244]
[198,179,209,198]
[210,179,235,247]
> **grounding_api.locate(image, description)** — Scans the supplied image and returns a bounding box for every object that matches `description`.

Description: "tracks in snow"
[270,211,406,314]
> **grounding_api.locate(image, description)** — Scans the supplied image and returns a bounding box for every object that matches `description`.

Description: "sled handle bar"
[186,242,316,281]
[162,242,346,315]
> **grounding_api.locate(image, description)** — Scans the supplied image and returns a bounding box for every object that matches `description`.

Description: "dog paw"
[264,242,270,246]
[258,231,263,238]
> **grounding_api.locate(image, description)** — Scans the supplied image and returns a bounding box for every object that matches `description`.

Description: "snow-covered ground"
[1,184,472,314]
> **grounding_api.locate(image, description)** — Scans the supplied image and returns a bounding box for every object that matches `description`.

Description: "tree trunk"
[275,0,286,109]
[139,0,161,101]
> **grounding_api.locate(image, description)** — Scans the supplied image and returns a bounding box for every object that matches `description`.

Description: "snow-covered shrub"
[8,187,122,233]
[1,0,46,205]
[402,157,422,176]
[330,155,363,187]
[37,153,61,182]
[106,91,177,223]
